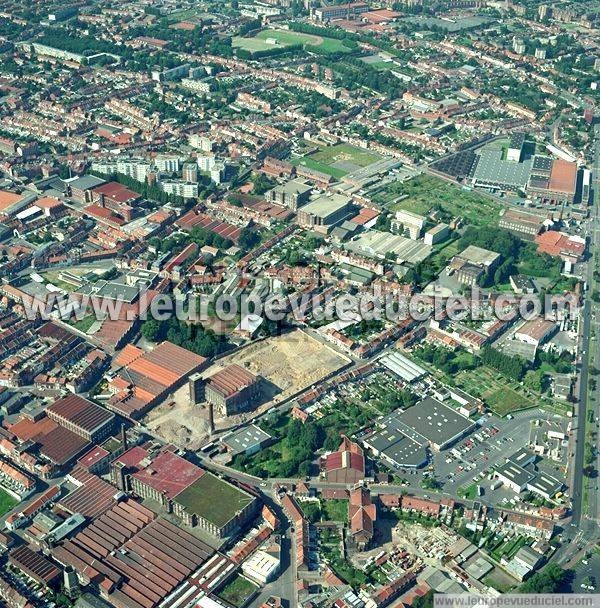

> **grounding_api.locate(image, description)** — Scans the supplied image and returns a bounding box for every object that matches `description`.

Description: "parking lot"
[432,409,555,504]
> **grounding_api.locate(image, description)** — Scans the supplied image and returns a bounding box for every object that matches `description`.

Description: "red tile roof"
[131,450,205,501]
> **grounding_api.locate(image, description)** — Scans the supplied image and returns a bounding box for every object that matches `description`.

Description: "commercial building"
[313,2,369,21]
[470,148,532,192]
[222,425,273,457]
[363,426,428,469]
[205,364,262,417]
[424,223,450,246]
[391,210,426,240]
[173,471,259,538]
[52,498,215,607]
[242,550,280,585]
[264,180,312,211]
[451,245,501,286]
[366,390,478,468]
[527,159,578,204]
[498,208,543,239]
[514,319,558,347]
[296,194,353,234]
[494,448,563,499]
[507,133,526,162]
[395,397,475,451]
[505,546,543,581]
[345,231,432,264]
[535,230,586,263]
[114,447,259,538]
[8,545,61,588]
[509,274,536,294]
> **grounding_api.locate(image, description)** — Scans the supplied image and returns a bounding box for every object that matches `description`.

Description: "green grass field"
[292,156,347,179]
[233,28,352,54]
[293,143,382,179]
[0,488,18,516]
[374,173,502,227]
[311,143,382,167]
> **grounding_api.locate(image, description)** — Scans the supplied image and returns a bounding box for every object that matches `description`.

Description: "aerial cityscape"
[0,0,598,607]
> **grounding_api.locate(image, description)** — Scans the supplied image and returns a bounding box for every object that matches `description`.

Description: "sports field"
[293,143,383,178]
[233,28,352,54]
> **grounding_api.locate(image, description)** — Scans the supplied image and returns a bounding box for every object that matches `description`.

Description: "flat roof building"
[222,424,273,457]
[393,397,476,451]
[296,194,353,234]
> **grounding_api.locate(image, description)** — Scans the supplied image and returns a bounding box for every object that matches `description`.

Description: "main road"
[569,123,600,538]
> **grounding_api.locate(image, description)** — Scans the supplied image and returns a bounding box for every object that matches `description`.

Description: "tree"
[238,226,260,252]
[520,564,571,593]
[251,173,275,195]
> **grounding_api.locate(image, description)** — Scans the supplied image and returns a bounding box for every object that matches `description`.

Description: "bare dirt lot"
[208,329,350,400]
[144,330,350,449]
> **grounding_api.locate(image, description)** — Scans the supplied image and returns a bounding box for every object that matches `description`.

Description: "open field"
[373,173,502,227]
[292,156,347,179]
[0,488,18,516]
[233,28,352,54]
[293,143,383,178]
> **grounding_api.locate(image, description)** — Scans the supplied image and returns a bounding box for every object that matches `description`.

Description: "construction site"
[144,330,351,449]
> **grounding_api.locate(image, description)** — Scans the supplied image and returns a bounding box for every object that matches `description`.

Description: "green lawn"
[0,488,18,516]
[292,156,347,179]
[458,483,478,500]
[455,366,538,416]
[68,315,96,333]
[233,28,353,54]
[311,143,382,168]
[321,499,348,522]
[217,575,258,608]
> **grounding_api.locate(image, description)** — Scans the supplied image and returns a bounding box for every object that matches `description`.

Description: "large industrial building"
[46,394,115,443]
[108,341,207,419]
[296,194,353,234]
[205,364,262,417]
[450,245,501,286]
[111,446,259,538]
[264,179,312,211]
[364,396,476,469]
